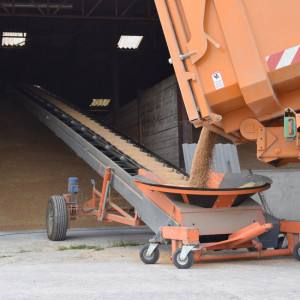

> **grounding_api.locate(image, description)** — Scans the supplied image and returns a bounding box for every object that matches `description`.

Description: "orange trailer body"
[155,0,300,165]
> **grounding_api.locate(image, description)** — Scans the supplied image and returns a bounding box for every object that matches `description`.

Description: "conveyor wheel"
[139,244,160,264]
[173,248,194,269]
[46,195,68,241]
[293,241,300,261]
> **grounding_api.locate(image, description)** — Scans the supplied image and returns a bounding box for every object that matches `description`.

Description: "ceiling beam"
[31,0,46,16]
[0,13,158,21]
[52,0,69,16]
[47,0,50,16]
[120,0,138,17]
[0,2,10,14]
[86,0,104,17]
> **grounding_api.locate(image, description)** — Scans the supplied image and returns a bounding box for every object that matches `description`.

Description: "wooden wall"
[104,75,181,166]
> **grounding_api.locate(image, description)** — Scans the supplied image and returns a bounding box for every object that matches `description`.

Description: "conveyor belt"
[15,84,180,233]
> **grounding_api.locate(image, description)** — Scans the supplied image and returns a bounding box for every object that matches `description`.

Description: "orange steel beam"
[193,249,292,262]
[280,220,300,233]
[154,0,202,123]
[165,0,213,122]
[103,213,142,226]
[213,195,237,208]
[203,223,273,251]
[161,226,199,244]
[181,194,190,204]
[108,201,134,220]
[97,168,111,220]
[83,188,101,209]
[286,232,300,253]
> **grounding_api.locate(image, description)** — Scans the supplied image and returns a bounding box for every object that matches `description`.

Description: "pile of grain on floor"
[188,127,217,188]
[29,86,189,187]
[0,97,125,230]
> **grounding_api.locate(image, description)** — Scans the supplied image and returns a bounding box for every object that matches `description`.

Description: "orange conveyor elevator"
[16,0,300,269]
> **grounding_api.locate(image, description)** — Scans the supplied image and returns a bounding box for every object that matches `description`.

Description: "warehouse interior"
[0,1,172,109]
[1,1,299,232]
[0,0,181,231]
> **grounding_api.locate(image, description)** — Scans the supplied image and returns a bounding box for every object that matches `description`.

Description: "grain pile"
[29,86,189,186]
[188,127,217,188]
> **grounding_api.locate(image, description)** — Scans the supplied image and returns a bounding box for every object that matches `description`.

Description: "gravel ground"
[0,227,300,300]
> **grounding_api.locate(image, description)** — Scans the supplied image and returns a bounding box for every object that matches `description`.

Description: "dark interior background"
[0,0,173,110]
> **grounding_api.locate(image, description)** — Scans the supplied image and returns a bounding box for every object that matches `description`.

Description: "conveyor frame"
[15,85,179,233]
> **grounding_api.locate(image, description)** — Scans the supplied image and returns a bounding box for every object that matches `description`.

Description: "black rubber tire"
[46,195,68,241]
[173,248,194,269]
[293,241,300,261]
[139,244,160,264]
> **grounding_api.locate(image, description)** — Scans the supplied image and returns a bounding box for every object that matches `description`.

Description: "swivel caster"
[173,247,194,269]
[139,244,160,264]
[293,241,300,261]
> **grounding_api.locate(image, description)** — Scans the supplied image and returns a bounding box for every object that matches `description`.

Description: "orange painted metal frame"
[161,220,300,263]
[134,181,270,196]
[161,226,199,244]
[280,220,300,234]
[66,168,143,228]
[155,0,300,164]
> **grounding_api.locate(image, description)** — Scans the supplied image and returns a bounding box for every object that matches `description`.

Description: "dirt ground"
[0,95,122,231]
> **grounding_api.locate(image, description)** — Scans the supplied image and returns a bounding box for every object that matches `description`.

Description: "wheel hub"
[176,254,188,265]
[143,249,154,260]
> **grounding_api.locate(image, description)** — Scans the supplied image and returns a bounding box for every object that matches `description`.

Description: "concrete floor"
[0,227,299,300]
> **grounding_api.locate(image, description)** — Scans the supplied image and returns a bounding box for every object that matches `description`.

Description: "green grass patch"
[0,255,11,258]
[58,246,68,251]
[94,246,104,251]
[58,244,104,251]
[108,239,140,248]
[70,244,88,250]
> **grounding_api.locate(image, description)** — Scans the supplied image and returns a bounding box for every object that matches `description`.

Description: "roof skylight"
[117,35,143,49]
[2,32,27,47]
[90,99,111,107]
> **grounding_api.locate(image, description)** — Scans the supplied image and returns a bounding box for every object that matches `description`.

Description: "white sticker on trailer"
[211,71,224,90]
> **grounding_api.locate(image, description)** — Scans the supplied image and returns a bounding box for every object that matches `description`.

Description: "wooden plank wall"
[140,76,179,166]
[104,75,180,166]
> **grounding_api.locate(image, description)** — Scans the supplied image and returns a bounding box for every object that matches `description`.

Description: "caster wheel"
[275,236,287,249]
[173,248,194,269]
[293,241,300,261]
[139,244,160,264]
[46,195,68,241]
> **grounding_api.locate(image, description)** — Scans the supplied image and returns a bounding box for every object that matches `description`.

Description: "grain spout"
[189,127,217,188]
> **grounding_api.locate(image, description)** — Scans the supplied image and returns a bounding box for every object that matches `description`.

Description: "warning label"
[211,71,224,90]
